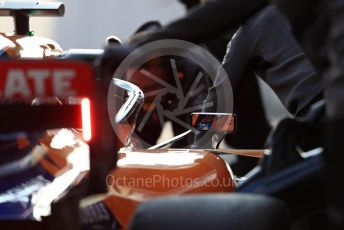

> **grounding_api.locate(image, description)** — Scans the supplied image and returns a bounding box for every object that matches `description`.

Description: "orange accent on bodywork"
[46,148,70,169]
[39,158,61,176]
[37,131,80,176]
[17,136,30,149]
[104,148,235,229]
[39,134,54,146]
[104,195,140,228]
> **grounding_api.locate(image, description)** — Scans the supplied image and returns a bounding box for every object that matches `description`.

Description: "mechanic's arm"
[202,26,253,113]
[136,0,268,45]
[193,27,253,148]
[99,0,268,82]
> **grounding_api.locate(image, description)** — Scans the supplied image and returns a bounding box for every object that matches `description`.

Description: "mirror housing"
[111,78,144,148]
[113,78,144,124]
[191,112,236,149]
[191,112,236,133]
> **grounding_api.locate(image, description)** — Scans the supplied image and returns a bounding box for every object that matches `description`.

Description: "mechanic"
[182,3,322,175]
[100,0,268,66]
[275,1,344,228]
[130,0,267,45]
[108,0,321,118]
[203,5,324,118]
[125,0,271,176]
[100,0,322,176]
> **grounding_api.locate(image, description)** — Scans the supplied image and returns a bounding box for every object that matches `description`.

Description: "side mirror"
[191,113,236,133]
[111,78,144,148]
[191,112,236,149]
[112,78,144,124]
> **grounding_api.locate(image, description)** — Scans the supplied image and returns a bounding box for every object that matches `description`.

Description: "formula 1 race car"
[0,2,116,228]
[0,2,265,229]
